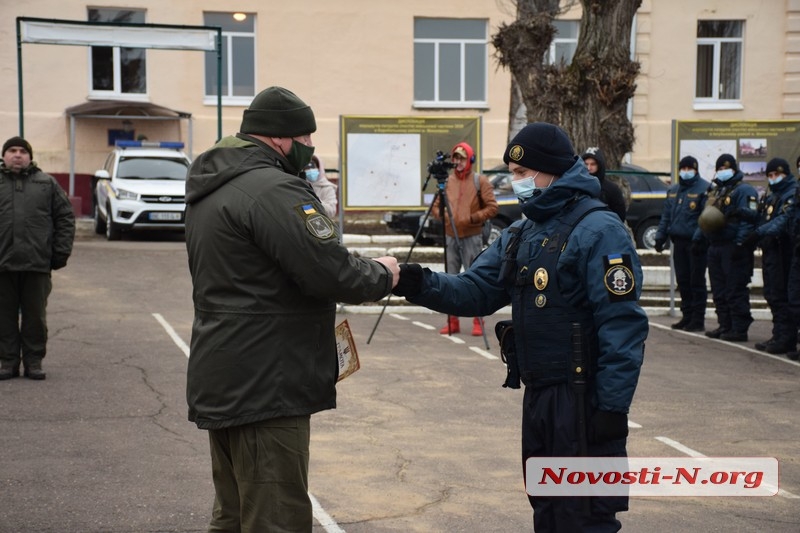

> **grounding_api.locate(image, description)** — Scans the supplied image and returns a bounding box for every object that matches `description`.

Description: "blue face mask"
[716,168,735,182]
[305,168,320,182]
[679,170,696,180]
[511,172,547,201]
[768,175,784,186]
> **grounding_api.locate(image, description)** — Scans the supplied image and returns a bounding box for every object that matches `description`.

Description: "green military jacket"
[185,134,391,429]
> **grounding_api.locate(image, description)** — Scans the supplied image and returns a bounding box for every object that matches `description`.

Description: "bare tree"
[493,0,641,170]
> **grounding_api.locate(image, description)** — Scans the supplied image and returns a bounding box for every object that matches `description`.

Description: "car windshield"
[118,157,189,180]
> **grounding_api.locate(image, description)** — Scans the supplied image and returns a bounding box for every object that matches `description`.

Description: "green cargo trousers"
[207,415,312,533]
[0,271,52,368]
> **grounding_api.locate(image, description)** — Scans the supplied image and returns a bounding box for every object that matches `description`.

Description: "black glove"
[654,238,666,253]
[690,240,706,257]
[392,263,424,297]
[731,244,750,260]
[588,411,629,444]
[50,258,68,270]
[741,231,760,250]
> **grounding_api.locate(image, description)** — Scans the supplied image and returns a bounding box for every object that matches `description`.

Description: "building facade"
[0,0,796,212]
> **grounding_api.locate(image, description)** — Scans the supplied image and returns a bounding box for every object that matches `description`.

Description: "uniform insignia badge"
[748,198,757,210]
[689,201,696,210]
[535,293,547,308]
[603,254,636,302]
[509,145,524,161]
[295,203,336,240]
[766,205,774,215]
[534,268,548,290]
[724,197,731,206]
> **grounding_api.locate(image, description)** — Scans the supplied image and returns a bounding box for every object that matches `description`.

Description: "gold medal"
[534,268,548,291]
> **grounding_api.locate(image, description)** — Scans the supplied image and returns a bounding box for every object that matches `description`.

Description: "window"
[550,20,579,65]
[88,8,146,98]
[695,21,743,108]
[414,18,487,108]
[204,12,256,104]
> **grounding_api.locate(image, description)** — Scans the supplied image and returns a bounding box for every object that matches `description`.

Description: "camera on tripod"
[427,151,456,183]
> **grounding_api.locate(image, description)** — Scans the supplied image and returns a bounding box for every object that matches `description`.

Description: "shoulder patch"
[603,253,636,302]
[295,203,336,240]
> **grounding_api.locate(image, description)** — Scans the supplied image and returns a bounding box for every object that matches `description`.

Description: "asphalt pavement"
[0,235,798,532]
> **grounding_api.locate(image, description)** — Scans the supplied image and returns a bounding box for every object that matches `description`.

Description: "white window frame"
[203,14,256,106]
[549,20,579,65]
[413,21,488,109]
[694,21,744,111]
[87,9,148,101]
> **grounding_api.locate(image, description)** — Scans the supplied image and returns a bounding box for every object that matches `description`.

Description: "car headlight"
[115,187,139,201]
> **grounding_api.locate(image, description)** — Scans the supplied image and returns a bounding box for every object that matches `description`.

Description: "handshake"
[392,263,424,297]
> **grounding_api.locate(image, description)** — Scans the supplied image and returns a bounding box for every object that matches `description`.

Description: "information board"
[340,116,481,210]
[673,120,800,190]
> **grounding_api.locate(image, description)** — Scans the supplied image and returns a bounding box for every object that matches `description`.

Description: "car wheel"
[93,201,106,234]
[635,218,660,250]
[105,203,122,241]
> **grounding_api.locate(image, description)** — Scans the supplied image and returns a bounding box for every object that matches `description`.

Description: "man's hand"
[392,263,424,297]
[741,231,760,250]
[731,244,750,260]
[654,238,666,253]
[374,256,400,288]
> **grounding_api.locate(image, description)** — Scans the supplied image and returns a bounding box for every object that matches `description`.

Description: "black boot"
[705,327,728,339]
[765,338,796,355]
[720,331,748,342]
[23,362,46,380]
[754,337,774,351]
[683,320,705,332]
[671,317,690,330]
[0,363,20,380]
[787,351,800,361]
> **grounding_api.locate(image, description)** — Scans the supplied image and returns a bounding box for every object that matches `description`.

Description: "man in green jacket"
[184,86,399,532]
[0,137,75,381]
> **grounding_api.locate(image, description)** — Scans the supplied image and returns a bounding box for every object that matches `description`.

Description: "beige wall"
[0,0,795,183]
[0,0,514,177]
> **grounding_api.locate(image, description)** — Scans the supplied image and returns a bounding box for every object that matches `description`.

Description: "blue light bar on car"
[115,140,185,149]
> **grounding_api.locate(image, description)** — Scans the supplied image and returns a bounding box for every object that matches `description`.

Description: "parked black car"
[383,164,669,250]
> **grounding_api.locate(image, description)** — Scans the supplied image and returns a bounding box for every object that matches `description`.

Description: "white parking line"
[444,335,466,344]
[152,313,189,358]
[655,436,799,499]
[412,321,436,330]
[649,322,800,367]
[628,420,642,429]
[469,346,499,360]
[309,493,347,533]
[151,313,350,528]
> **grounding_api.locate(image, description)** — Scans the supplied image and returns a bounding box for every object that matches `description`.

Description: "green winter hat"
[240,86,317,138]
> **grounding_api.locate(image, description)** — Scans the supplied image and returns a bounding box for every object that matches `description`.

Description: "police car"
[92,141,191,240]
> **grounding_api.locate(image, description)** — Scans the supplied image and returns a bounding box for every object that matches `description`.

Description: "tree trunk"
[559,0,641,169]
[492,0,640,169]
[493,0,563,125]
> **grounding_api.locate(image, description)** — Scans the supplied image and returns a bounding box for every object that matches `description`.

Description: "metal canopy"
[65,100,195,197]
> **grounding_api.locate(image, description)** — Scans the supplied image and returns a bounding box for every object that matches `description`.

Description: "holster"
[495,320,520,389]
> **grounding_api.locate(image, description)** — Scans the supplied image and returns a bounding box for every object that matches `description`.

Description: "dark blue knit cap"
[503,122,577,176]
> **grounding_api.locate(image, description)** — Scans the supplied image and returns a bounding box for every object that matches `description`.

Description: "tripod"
[367,172,490,349]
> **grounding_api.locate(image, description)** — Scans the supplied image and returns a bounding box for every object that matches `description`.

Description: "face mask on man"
[679,170,696,180]
[715,168,734,182]
[768,175,785,186]
[281,139,315,174]
[511,172,554,201]
[305,168,320,182]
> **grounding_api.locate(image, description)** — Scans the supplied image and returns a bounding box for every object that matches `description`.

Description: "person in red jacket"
[431,142,498,335]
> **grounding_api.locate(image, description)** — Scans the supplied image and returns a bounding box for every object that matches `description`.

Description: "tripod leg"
[367,187,443,344]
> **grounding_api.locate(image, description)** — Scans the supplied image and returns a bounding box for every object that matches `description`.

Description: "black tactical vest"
[509,198,606,388]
